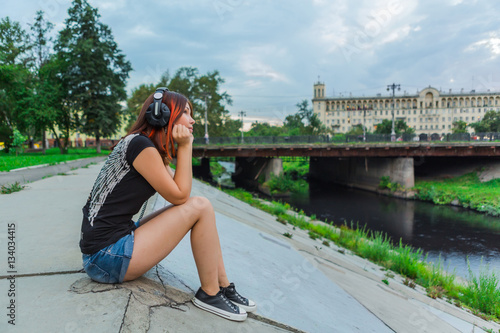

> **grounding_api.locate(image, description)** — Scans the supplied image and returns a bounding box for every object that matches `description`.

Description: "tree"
[346,124,364,136]
[283,113,305,135]
[451,120,468,134]
[125,83,155,132]
[0,17,32,149]
[0,17,32,66]
[282,100,328,136]
[26,11,55,150]
[469,110,500,133]
[127,67,236,138]
[55,0,132,153]
[374,119,414,135]
[246,122,283,137]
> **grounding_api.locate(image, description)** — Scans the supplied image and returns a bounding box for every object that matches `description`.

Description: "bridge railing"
[193,133,500,145]
[193,135,330,145]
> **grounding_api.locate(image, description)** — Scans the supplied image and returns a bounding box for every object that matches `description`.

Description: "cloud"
[238,46,289,83]
[465,33,500,59]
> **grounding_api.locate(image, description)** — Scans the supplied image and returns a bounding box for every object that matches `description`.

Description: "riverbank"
[221,186,500,323]
[413,172,500,216]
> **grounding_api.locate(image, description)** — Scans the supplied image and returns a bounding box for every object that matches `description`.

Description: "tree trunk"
[96,132,101,154]
[42,128,47,154]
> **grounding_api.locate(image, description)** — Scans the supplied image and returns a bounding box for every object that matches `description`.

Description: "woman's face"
[175,102,195,133]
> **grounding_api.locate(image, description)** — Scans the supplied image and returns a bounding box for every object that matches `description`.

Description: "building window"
[443,125,445,129]
[472,117,475,121]
[318,112,321,118]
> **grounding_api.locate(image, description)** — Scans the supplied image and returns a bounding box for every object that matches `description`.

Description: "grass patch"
[1,182,25,194]
[414,172,500,217]
[222,186,500,322]
[0,147,108,172]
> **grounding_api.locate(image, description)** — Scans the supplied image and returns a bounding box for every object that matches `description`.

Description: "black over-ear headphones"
[145,87,171,127]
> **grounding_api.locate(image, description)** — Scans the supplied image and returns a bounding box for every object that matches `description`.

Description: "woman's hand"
[172,124,193,146]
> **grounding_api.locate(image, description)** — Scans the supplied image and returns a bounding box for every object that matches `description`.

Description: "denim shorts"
[82,221,140,284]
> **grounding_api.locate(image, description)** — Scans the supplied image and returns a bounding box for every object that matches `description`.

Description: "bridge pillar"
[192,157,212,181]
[309,157,414,191]
[232,157,283,189]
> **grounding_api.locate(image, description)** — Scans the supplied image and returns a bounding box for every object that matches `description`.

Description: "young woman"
[79,88,255,322]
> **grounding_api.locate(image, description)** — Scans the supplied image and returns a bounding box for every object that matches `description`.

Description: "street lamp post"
[238,111,246,144]
[202,94,209,144]
[363,109,366,142]
[387,83,400,142]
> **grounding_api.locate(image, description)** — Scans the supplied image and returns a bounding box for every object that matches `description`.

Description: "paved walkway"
[0,160,499,332]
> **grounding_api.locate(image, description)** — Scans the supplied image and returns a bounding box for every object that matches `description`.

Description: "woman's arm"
[133,124,193,205]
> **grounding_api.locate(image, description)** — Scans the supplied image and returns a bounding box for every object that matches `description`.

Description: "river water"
[217,162,500,278]
[285,180,500,279]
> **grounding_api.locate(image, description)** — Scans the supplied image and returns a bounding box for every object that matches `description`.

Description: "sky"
[3,0,500,128]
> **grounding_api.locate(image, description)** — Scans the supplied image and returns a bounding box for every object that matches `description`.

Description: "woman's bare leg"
[124,196,226,295]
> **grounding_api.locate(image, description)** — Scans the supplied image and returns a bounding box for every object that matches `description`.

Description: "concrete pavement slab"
[0,165,99,276]
[0,273,130,332]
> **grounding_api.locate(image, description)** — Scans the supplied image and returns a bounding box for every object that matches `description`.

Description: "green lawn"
[0,148,109,172]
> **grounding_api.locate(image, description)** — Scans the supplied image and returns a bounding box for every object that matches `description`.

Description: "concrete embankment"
[0,161,499,332]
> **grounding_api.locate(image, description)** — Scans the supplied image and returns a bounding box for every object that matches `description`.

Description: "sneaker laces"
[219,292,237,312]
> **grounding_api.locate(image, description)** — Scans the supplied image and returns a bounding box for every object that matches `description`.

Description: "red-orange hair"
[127,91,192,163]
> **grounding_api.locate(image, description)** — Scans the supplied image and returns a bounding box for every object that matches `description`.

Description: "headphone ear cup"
[159,103,171,127]
[146,102,171,127]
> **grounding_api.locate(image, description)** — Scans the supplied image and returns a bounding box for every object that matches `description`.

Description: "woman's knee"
[188,196,213,214]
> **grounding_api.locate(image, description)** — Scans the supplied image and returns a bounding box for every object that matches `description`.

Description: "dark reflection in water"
[283,180,500,278]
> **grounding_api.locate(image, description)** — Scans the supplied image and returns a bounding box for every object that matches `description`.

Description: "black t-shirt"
[80,133,157,254]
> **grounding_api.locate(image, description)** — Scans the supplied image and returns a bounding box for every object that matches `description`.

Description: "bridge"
[193,142,500,158]
[191,137,500,195]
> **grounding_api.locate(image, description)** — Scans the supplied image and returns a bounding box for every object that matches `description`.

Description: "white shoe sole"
[234,302,257,313]
[192,297,247,322]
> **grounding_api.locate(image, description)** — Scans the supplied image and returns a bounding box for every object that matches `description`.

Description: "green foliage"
[378,176,404,192]
[210,160,226,178]
[0,17,31,65]
[264,172,308,195]
[10,128,26,155]
[125,83,155,132]
[1,181,25,194]
[469,110,500,133]
[374,119,414,134]
[346,124,365,135]
[55,0,132,152]
[246,122,283,137]
[282,100,328,136]
[460,260,500,318]
[452,120,468,133]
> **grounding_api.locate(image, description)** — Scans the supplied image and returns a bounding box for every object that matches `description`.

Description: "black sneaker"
[221,283,257,313]
[192,287,247,321]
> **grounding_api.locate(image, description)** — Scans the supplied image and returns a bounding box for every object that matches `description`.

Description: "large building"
[312,82,500,135]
